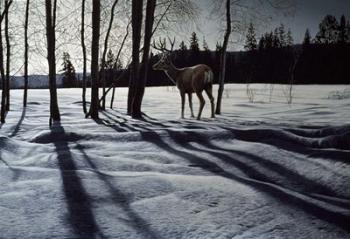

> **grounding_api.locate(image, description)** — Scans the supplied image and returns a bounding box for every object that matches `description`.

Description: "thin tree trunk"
[100,0,120,110]
[81,0,87,114]
[215,0,231,115]
[0,0,12,123]
[110,86,116,109]
[5,0,10,111]
[132,0,156,118]
[89,0,101,119]
[0,18,5,123]
[127,0,143,115]
[45,0,60,125]
[23,0,30,107]
[109,22,130,109]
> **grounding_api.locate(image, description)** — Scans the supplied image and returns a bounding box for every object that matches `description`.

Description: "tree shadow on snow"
[96,110,350,233]
[9,107,27,137]
[51,124,106,239]
[76,144,162,239]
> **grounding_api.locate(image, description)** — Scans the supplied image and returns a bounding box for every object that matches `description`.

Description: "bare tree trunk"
[0,0,12,123]
[108,22,131,109]
[89,0,101,119]
[45,0,60,125]
[215,0,231,115]
[23,0,30,107]
[81,0,87,114]
[127,0,143,115]
[110,86,116,109]
[100,0,120,111]
[4,0,10,111]
[132,0,156,118]
[0,18,5,123]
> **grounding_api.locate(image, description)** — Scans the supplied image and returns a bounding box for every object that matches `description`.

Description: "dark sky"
[195,0,350,50]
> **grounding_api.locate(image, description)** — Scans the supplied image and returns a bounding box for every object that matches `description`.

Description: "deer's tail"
[204,70,214,87]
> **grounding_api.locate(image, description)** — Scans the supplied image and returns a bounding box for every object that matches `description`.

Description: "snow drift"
[0,84,349,238]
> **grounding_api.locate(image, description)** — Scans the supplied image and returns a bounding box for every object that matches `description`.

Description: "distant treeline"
[3,14,349,89]
[88,13,350,87]
[121,44,350,86]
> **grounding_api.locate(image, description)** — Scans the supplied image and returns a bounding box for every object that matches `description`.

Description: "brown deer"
[152,53,215,120]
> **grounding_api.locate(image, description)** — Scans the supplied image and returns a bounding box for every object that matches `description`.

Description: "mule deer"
[153,53,215,120]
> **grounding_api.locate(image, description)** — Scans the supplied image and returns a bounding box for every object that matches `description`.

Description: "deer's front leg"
[188,93,195,118]
[180,92,185,119]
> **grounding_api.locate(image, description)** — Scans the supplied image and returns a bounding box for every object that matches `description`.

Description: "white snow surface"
[0,84,350,239]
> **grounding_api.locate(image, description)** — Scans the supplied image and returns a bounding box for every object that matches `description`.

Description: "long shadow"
[9,107,26,137]
[142,130,350,232]
[222,126,350,164]
[97,112,350,232]
[181,137,346,197]
[93,115,129,133]
[76,144,162,239]
[181,138,350,208]
[52,124,105,239]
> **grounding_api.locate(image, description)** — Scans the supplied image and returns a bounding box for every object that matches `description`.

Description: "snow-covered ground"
[0,84,350,239]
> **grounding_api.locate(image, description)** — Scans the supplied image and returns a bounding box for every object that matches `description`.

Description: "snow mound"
[228,125,350,150]
[1,86,350,238]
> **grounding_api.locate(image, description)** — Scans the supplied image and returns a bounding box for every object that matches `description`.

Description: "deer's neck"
[165,63,180,84]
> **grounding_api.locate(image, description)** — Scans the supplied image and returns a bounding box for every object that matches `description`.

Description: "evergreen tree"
[105,49,115,70]
[272,28,280,48]
[258,35,265,51]
[278,24,286,47]
[190,32,200,52]
[338,15,348,44]
[303,28,311,46]
[179,40,187,51]
[114,58,123,70]
[215,41,223,52]
[244,22,257,51]
[104,49,115,86]
[286,28,293,46]
[264,32,273,49]
[202,36,210,51]
[61,52,76,88]
[315,15,339,44]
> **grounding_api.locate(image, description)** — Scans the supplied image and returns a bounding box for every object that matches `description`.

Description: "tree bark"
[5,0,10,111]
[132,0,156,118]
[0,0,12,123]
[215,0,231,115]
[45,0,60,125]
[89,0,101,119]
[127,0,143,115]
[81,0,87,114]
[23,0,30,107]
[0,14,5,123]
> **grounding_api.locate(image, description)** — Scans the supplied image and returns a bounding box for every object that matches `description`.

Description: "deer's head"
[152,53,172,71]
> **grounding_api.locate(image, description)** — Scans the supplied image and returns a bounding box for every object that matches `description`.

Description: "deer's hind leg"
[188,93,195,118]
[196,91,205,120]
[205,86,215,118]
[180,92,185,119]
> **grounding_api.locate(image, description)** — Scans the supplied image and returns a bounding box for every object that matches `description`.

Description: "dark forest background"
[78,14,350,88]
[2,14,350,89]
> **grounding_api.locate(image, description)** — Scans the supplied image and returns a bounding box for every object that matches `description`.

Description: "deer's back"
[177,64,212,93]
